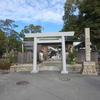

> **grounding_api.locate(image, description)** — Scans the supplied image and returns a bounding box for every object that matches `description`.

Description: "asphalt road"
[0,71,100,100]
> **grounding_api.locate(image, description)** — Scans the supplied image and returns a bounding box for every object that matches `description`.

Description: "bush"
[6,54,15,63]
[0,59,6,63]
[68,50,76,61]
[0,59,11,70]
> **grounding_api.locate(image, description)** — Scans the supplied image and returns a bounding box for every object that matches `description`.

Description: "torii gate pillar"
[30,37,38,73]
[61,36,68,74]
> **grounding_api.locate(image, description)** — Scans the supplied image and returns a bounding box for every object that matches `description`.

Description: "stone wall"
[82,61,98,75]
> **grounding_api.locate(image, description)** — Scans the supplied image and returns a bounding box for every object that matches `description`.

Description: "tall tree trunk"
[5,42,9,55]
[6,48,9,55]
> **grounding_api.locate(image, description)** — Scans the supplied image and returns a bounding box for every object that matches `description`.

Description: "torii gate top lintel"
[25,31,74,38]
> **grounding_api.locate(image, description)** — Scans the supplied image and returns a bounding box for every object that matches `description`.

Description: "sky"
[0,0,66,33]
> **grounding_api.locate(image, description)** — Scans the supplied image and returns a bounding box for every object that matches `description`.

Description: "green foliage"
[0,30,6,57]
[0,59,6,63]
[6,54,15,63]
[20,24,42,41]
[61,0,81,41]
[0,19,18,37]
[0,19,24,55]
[68,50,76,61]
[78,0,100,48]
[0,19,20,54]
[0,30,6,44]
[61,0,100,49]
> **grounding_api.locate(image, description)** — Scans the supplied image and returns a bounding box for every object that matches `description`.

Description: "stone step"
[43,61,62,66]
[39,66,61,71]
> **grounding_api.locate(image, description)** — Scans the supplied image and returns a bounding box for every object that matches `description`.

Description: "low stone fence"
[10,64,33,72]
[10,63,82,73]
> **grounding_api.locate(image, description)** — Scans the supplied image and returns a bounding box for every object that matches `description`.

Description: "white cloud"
[0,0,65,24]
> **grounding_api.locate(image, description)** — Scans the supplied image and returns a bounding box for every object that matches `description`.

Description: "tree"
[78,0,100,49]
[61,0,100,49]
[0,19,20,54]
[27,24,42,33]
[8,31,22,51]
[0,30,6,57]
[20,24,42,41]
[61,0,81,41]
[0,19,18,36]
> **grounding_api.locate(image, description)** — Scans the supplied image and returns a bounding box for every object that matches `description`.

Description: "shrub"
[68,50,76,61]
[6,54,15,63]
[0,59,11,70]
[0,59,6,63]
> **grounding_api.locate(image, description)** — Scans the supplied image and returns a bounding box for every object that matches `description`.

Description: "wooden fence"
[76,51,98,64]
[17,51,98,64]
[17,52,33,63]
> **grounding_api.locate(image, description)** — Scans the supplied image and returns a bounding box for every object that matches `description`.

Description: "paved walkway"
[0,71,100,100]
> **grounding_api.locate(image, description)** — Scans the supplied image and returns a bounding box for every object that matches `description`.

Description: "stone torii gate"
[25,32,74,74]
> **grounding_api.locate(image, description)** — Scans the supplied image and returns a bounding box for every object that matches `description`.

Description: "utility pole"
[40,0,44,33]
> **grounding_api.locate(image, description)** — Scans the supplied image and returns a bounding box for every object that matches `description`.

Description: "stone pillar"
[30,37,39,73]
[82,28,98,75]
[61,36,68,74]
[85,28,91,61]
